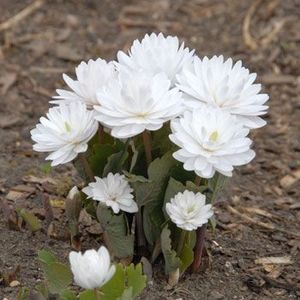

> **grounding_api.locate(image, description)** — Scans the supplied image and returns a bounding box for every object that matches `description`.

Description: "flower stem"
[98,125,104,144]
[194,175,201,186]
[176,229,187,256]
[142,130,152,165]
[94,288,100,300]
[79,153,94,182]
[191,224,206,273]
[136,209,146,250]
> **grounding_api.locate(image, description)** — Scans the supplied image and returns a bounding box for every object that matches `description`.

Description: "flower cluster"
[31,32,268,277]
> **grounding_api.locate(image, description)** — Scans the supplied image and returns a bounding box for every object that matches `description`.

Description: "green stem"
[142,130,152,165]
[191,224,206,273]
[79,153,94,182]
[194,175,201,186]
[98,125,104,144]
[94,288,100,300]
[176,229,187,256]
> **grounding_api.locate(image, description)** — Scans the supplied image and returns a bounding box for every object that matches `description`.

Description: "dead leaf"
[0,115,21,129]
[86,222,102,235]
[6,190,26,202]
[50,198,65,209]
[22,175,57,185]
[52,44,81,61]
[79,208,92,226]
[255,256,293,265]
[280,169,300,189]
[11,184,36,194]
[16,208,41,232]
[0,72,17,95]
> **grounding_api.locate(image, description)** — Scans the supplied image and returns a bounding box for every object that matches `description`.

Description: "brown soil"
[0,0,299,299]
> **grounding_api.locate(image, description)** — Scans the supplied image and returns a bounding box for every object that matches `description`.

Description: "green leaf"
[37,250,57,265]
[123,171,149,183]
[40,162,52,174]
[148,152,176,183]
[34,282,49,299]
[101,264,126,300]
[97,206,134,258]
[131,181,161,208]
[17,287,30,300]
[129,140,139,173]
[185,181,207,193]
[40,261,72,294]
[88,144,115,177]
[179,243,194,273]
[152,123,175,153]
[16,208,41,232]
[79,290,95,300]
[126,264,147,298]
[103,149,129,177]
[207,172,227,203]
[169,164,195,184]
[118,287,133,300]
[143,204,165,245]
[60,289,77,300]
[209,214,217,232]
[161,226,181,274]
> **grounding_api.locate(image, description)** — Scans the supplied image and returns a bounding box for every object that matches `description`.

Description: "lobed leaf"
[97,206,134,258]
[161,226,181,274]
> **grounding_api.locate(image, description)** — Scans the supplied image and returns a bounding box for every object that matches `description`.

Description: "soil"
[0,0,300,299]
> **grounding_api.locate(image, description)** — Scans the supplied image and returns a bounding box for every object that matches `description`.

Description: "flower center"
[209,130,219,142]
[64,121,72,132]
[186,205,195,214]
[136,112,148,118]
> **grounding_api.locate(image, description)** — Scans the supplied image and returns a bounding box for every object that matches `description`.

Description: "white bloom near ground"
[166,190,213,231]
[177,55,269,129]
[52,58,117,107]
[82,173,138,214]
[31,103,98,166]
[94,69,183,138]
[117,32,194,85]
[169,106,255,178]
[69,246,115,289]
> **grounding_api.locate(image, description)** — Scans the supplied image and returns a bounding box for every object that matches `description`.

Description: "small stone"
[9,280,20,287]
[210,291,224,300]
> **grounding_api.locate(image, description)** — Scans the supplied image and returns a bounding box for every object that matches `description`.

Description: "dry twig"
[243,0,262,50]
[227,205,300,238]
[0,0,45,32]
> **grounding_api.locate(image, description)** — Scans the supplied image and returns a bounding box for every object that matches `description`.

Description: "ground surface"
[0,0,300,299]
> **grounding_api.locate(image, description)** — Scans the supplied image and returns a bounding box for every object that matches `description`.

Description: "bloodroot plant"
[28,32,268,297]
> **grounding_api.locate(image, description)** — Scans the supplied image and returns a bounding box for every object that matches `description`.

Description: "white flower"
[117,32,194,85]
[169,106,255,178]
[52,58,117,108]
[82,173,138,214]
[166,190,213,231]
[31,103,98,166]
[69,246,115,290]
[94,70,183,138]
[177,55,269,128]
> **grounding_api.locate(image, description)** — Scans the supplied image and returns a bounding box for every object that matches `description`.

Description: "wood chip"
[255,256,293,265]
[6,190,27,202]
